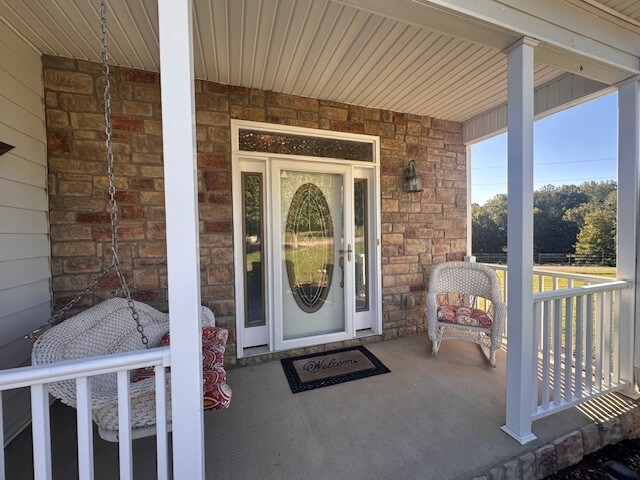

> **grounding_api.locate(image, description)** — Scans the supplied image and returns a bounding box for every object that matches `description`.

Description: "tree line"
[472,180,617,256]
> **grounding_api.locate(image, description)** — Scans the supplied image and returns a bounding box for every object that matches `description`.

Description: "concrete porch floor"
[4,334,635,479]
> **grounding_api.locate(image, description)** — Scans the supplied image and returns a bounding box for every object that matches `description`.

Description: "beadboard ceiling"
[587,0,640,25]
[0,0,568,122]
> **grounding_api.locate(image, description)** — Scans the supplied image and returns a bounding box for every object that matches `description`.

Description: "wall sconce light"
[0,141,14,157]
[404,159,423,193]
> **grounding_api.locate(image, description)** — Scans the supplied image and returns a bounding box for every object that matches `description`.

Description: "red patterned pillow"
[204,378,232,410]
[133,327,232,411]
[437,304,456,323]
[437,305,492,329]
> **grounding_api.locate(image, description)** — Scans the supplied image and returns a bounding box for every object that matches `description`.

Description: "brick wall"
[44,55,467,364]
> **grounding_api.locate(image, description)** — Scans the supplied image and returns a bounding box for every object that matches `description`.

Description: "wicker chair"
[426,262,506,367]
[32,298,215,441]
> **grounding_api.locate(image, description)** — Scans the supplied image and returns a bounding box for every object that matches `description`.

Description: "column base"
[501,425,537,445]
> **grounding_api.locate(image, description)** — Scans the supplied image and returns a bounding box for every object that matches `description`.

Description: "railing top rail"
[483,263,613,283]
[0,346,171,391]
[529,268,613,283]
[484,263,507,270]
[533,280,630,303]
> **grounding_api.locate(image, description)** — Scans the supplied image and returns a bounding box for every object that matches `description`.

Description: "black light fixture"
[0,141,14,157]
[404,159,423,193]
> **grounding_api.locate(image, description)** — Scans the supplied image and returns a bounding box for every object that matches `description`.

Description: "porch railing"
[0,347,171,480]
[485,264,612,343]
[531,281,630,419]
[483,263,632,423]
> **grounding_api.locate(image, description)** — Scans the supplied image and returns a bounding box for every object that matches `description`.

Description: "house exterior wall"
[0,22,51,442]
[43,55,467,365]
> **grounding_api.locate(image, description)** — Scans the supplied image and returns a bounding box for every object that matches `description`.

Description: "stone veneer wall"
[44,54,467,365]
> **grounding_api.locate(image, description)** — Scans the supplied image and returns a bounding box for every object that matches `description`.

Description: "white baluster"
[594,292,603,392]
[602,291,612,387]
[31,384,52,480]
[585,293,594,394]
[155,365,169,480]
[564,297,574,401]
[574,295,584,398]
[532,302,541,413]
[117,371,133,480]
[553,298,562,405]
[612,290,621,385]
[542,301,551,410]
[76,377,94,479]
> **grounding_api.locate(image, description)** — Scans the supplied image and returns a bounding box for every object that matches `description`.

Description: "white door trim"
[231,120,382,358]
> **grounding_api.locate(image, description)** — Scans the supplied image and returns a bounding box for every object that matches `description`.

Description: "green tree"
[472,204,504,253]
[574,209,616,256]
[564,181,617,229]
[471,194,507,253]
[533,184,586,253]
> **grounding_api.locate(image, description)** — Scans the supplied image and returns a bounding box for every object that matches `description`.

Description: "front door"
[272,160,354,350]
[232,122,382,357]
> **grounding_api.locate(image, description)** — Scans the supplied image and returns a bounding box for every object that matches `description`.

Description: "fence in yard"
[483,263,631,422]
[474,252,616,266]
[0,347,172,480]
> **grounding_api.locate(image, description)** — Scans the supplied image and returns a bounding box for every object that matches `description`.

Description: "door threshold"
[242,345,270,357]
[355,328,377,338]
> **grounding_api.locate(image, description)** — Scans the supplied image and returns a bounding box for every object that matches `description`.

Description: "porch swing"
[29,0,230,442]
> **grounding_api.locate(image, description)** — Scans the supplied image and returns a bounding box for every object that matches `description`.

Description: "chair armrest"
[490,299,507,340]
[426,292,439,340]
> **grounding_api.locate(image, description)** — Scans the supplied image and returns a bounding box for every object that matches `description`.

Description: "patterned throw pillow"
[133,327,232,410]
[437,305,492,329]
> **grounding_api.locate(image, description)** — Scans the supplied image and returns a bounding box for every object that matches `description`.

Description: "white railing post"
[617,76,640,397]
[158,0,205,478]
[502,36,538,445]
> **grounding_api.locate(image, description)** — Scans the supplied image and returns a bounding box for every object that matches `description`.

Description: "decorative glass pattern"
[284,183,334,313]
[238,129,373,162]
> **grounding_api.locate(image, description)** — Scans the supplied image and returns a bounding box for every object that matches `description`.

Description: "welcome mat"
[280,346,390,393]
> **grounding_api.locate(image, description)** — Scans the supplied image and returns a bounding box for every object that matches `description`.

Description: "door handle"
[339,244,353,262]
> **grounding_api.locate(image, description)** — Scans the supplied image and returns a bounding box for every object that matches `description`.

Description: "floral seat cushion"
[437,304,492,329]
[133,326,232,410]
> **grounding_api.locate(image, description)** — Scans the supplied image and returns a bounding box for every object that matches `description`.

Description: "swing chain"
[101,0,147,347]
[26,266,115,341]
[26,1,149,346]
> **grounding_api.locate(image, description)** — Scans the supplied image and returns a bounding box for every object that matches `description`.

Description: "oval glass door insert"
[284,183,334,313]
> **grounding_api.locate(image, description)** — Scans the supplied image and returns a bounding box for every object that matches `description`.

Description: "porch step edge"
[470,399,640,480]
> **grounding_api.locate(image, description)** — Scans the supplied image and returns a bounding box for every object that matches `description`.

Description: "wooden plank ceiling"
[589,0,640,24]
[0,0,566,122]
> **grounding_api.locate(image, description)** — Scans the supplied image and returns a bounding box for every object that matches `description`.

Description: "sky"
[470,92,618,205]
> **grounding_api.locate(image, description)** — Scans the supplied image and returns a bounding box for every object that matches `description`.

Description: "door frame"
[231,120,382,358]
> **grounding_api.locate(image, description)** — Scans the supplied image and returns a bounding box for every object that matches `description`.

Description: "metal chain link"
[27,1,148,346]
[100,0,147,347]
[26,266,114,341]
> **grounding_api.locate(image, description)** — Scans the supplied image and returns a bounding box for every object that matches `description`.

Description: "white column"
[465,144,476,262]
[158,0,205,478]
[501,37,538,445]
[617,77,640,396]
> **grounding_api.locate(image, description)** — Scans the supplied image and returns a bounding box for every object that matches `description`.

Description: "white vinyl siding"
[0,19,51,444]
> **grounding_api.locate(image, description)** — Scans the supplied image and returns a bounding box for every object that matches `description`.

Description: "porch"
[5,334,637,480]
[1,0,640,478]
